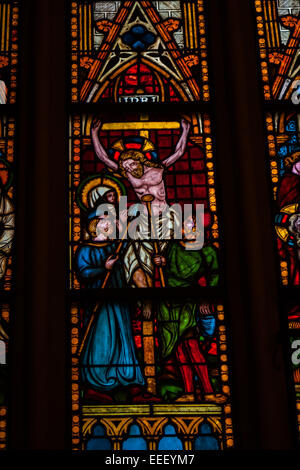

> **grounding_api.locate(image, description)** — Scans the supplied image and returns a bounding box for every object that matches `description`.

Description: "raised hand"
[199,303,212,315]
[92,118,102,134]
[105,254,118,271]
[91,119,118,171]
[181,118,191,133]
[143,300,152,320]
[153,255,167,266]
[162,118,190,167]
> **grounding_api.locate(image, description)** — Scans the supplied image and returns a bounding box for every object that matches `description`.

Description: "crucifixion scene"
[72,112,220,289]
[69,112,230,436]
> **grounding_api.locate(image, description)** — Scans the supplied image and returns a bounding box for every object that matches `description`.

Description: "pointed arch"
[79,0,203,103]
[91,57,189,103]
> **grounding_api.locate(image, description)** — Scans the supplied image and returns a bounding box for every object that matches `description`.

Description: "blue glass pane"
[122,424,147,450]
[93,424,106,436]
[200,423,212,434]
[122,438,148,451]
[158,437,183,451]
[194,436,219,450]
[86,438,112,450]
[194,423,219,450]
[158,424,183,450]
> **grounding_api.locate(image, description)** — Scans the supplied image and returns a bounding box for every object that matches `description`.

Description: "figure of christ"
[91,118,191,295]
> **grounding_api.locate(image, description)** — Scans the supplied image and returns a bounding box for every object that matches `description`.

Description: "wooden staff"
[77,219,130,357]
[141,194,166,288]
[141,194,164,394]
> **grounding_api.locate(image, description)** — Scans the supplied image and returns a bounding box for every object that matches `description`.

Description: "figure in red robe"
[276,151,300,285]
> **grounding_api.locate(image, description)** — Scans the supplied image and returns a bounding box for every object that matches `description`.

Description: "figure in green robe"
[158,242,219,359]
[154,217,226,404]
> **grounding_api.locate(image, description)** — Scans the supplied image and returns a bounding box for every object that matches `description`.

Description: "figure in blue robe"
[76,241,144,391]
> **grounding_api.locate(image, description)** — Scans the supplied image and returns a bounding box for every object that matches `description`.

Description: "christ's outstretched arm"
[91,119,118,171]
[162,118,191,168]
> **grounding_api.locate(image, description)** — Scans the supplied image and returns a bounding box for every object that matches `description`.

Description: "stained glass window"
[71,301,233,450]
[255,0,300,101]
[70,1,209,103]
[0,116,16,453]
[289,305,300,439]
[255,0,300,446]
[2,0,295,451]
[69,112,220,290]
[0,2,18,104]
[0,303,9,449]
[69,0,234,452]
[0,117,15,452]
[0,117,15,450]
[0,1,19,450]
[69,112,234,450]
[265,111,300,286]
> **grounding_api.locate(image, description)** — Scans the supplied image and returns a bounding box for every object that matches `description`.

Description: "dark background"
[8,0,299,450]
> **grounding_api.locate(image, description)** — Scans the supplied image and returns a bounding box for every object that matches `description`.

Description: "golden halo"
[77,174,127,211]
[279,203,299,215]
[275,203,299,243]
